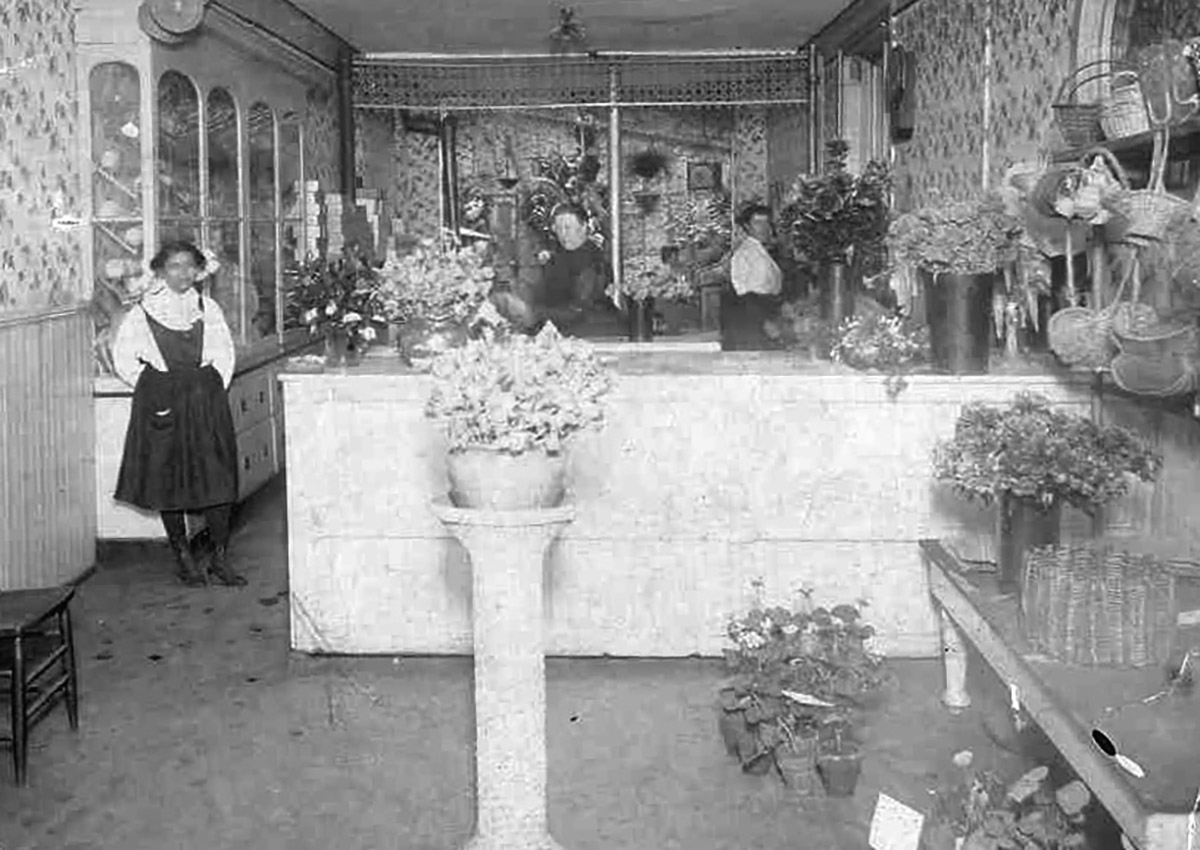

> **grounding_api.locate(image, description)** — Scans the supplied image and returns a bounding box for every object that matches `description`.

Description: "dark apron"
[114,301,238,511]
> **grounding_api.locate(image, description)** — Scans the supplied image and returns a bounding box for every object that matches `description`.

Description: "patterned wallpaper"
[304,83,339,193]
[0,0,85,313]
[732,106,768,206]
[393,116,441,240]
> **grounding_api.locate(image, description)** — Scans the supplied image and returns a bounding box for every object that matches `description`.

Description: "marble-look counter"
[280,349,1095,658]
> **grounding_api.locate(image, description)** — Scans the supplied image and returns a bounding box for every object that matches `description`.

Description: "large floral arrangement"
[522,150,610,247]
[830,312,930,372]
[781,139,891,266]
[933,392,1162,514]
[425,322,616,455]
[610,255,694,302]
[665,192,732,249]
[375,237,495,323]
[283,253,383,346]
[925,751,1092,850]
[887,194,1023,276]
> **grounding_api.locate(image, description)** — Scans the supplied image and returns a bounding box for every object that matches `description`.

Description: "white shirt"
[111,281,236,390]
[731,236,783,297]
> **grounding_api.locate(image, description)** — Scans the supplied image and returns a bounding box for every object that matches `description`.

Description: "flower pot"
[776,731,822,796]
[819,262,853,327]
[400,313,468,368]
[921,269,993,375]
[447,448,567,510]
[717,709,753,758]
[996,493,1061,598]
[626,296,655,342]
[816,749,863,797]
[323,331,352,367]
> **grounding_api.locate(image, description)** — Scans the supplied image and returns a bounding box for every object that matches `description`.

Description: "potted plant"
[924,751,1092,850]
[886,194,1023,374]
[814,713,863,797]
[717,584,890,789]
[781,139,891,326]
[284,252,384,367]
[425,321,616,510]
[375,236,496,367]
[610,254,695,342]
[932,392,1162,594]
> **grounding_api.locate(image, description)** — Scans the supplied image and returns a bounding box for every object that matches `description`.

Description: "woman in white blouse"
[111,240,245,587]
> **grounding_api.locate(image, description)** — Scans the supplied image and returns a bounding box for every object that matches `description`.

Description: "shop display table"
[920,540,1200,850]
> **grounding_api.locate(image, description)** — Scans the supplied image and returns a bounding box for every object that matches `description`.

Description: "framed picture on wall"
[687,161,722,191]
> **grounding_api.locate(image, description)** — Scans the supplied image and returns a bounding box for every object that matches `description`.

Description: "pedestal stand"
[430,498,575,850]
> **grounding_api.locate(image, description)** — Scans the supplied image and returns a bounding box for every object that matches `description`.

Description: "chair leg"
[11,635,27,786]
[60,607,79,730]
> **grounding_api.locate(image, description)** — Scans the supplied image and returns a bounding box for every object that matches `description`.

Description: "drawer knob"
[240,399,248,413]
[259,390,266,403]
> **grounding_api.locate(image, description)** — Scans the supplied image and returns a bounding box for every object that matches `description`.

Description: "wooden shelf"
[1052,117,1200,163]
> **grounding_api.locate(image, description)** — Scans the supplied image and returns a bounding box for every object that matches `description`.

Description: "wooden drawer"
[236,416,277,501]
[228,368,273,432]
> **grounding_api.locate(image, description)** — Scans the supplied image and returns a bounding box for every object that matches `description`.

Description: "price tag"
[869,793,925,850]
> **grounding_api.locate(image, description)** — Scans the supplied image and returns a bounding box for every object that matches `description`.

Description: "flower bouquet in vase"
[610,254,695,341]
[376,236,496,367]
[284,253,384,366]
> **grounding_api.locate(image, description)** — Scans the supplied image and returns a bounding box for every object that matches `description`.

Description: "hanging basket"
[1110,352,1197,397]
[1126,129,1192,240]
[1047,306,1117,369]
[1099,72,1151,139]
[1052,61,1120,147]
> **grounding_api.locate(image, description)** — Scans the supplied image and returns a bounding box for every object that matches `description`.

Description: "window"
[157,70,201,245]
[89,62,143,304]
[206,87,243,342]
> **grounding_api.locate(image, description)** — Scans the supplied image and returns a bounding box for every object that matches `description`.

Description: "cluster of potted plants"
[923,751,1092,850]
[425,320,616,510]
[932,391,1162,594]
[830,309,931,398]
[716,585,890,797]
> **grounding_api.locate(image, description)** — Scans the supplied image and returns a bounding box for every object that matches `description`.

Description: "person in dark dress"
[525,203,623,336]
[721,203,785,351]
[111,241,244,587]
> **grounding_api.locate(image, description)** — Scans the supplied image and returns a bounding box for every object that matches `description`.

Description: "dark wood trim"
[806,0,890,56]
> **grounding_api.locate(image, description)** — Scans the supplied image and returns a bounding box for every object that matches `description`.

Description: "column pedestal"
[431,498,575,850]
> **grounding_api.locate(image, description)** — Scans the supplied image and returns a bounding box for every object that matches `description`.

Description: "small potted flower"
[886,194,1023,374]
[376,236,496,367]
[609,254,695,341]
[932,391,1162,595]
[284,252,384,366]
[425,321,616,510]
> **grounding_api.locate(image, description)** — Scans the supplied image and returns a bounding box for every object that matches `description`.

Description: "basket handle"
[1055,59,1125,102]
[1149,128,1169,193]
[1080,146,1131,189]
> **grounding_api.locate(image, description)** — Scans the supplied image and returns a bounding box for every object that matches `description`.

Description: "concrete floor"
[0,477,1106,850]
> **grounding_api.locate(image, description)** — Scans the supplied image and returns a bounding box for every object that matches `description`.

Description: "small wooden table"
[920,539,1199,850]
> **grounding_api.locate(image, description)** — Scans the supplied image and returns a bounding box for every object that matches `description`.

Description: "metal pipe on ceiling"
[361,49,805,61]
[354,98,811,112]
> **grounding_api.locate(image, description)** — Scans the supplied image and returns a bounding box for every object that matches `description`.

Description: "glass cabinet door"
[89,62,144,314]
[247,102,277,343]
[206,87,244,343]
[156,70,201,246]
[278,119,303,334]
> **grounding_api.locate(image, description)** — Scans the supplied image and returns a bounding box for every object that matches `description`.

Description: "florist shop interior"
[4,0,1200,848]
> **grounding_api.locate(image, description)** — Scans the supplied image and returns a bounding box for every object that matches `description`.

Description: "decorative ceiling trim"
[353,54,811,111]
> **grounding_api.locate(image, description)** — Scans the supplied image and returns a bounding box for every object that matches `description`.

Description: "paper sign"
[869,793,925,850]
[781,689,835,708]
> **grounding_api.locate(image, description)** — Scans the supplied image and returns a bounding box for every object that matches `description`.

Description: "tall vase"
[323,330,351,367]
[626,296,655,342]
[820,262,852,327]
[921,269,994,375]
[996,493,1062,597]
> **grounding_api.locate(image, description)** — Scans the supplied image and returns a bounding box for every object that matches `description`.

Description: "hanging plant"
[629,148,671,182]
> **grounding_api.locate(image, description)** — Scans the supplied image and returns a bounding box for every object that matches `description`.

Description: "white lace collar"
[141,280,203,330]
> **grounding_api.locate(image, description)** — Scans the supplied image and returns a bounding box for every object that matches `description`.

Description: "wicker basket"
[1111,352,1197,396]
[1053,62,1115,147]
[1047,306,1117,369]
[1126,128,1193,240]
[1100,72,1151,139]
[1023,544,1178,667]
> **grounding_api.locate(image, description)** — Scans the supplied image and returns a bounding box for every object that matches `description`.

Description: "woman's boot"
[170,538,208,587]
[207,545,247,587]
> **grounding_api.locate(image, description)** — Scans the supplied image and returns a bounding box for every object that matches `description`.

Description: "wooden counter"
[279,347,1110,658]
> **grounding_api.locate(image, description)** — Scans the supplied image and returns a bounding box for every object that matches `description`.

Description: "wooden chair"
[0,586,79,785]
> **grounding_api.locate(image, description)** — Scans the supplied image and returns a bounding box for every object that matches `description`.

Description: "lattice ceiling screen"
[353,54,811,111]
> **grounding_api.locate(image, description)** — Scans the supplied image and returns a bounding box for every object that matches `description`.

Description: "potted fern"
[425,321,616,510]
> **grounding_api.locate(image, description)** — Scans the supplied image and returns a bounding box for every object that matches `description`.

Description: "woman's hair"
[736,203,772,230]
[550,203,588,226]
[150,240,206,272]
